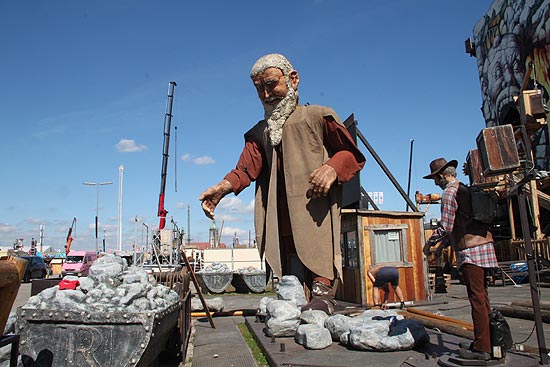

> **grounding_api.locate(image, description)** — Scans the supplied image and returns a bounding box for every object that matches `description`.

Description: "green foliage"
[237,322,269,367]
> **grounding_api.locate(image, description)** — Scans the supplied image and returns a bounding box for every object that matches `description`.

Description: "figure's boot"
[300,280,337,315]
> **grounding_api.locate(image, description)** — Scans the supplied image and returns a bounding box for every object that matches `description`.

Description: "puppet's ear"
[289,70,299,90]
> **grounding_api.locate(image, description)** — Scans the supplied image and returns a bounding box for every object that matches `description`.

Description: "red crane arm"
[157,82,176,230]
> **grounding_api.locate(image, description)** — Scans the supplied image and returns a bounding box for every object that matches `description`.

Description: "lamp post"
[142,223,149,252]
[142,222,149,264]
[117,165,124,252]
[83,181,113,253]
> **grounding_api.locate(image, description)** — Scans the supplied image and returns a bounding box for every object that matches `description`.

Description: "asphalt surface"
[6,278,550,367]
[189,280,550,367]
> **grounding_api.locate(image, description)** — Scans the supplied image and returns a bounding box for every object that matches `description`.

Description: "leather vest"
[450,181,493,250]
[244,105,343,280]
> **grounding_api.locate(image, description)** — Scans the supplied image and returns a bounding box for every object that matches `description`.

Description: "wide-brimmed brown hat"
[423,158,458,179]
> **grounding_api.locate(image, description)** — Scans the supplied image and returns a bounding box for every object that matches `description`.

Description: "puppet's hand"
[308,164,337,199]
[199,180,232,219]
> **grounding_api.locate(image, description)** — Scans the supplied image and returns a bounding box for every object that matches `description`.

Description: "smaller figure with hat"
[423,157,498,361]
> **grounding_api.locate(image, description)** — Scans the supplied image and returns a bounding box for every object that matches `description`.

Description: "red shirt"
[224,117,365,194]
[224,116,365,237]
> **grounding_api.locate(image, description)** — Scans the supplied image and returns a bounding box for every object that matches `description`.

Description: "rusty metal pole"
[356,128,419,212]
[517,185,548,364]
[406,138,414,212]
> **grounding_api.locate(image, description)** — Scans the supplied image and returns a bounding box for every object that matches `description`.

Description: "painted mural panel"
[473,0,550,168]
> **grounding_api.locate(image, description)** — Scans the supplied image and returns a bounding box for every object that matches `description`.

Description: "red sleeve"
[323,116,366,183]
[224,139,264,195]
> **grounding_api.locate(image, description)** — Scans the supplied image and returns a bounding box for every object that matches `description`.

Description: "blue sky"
[1,0,493,252]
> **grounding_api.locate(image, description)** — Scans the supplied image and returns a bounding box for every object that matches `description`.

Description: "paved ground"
[189,280,550,367]
[423,280,550,351]
[5,278,550,367]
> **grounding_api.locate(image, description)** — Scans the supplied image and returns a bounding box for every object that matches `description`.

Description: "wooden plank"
[406,307,474,330]
[361,216,372,306]
[412,217,425,301]
[0,256,27,336]
[495,304,550,323]
[0,256,26,286]
[342,209,424,218]
[466,149,502,187]
[476,124,520,176]
[511,300,550,310]
[0,262,19,288]
[400,310,474,340]
[358,213,426,306]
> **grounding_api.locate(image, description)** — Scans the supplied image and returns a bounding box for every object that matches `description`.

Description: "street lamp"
[142,222,149,264]
[83,181,113,253]
[142,222,149,253]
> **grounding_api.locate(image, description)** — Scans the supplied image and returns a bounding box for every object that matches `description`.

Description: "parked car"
[21,256,49,283]
[61,250,97,277]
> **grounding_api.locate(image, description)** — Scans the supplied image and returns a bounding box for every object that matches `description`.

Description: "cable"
[515,322,537,344]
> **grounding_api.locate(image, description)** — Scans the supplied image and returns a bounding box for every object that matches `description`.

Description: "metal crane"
[65,217,77,256]
[157,81,177,230]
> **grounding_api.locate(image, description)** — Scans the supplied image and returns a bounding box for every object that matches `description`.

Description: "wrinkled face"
[481,34,523,125]
[252,67,298,106]
[433,174,448,189]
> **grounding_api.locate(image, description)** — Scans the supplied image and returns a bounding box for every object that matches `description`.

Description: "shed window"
[340,230,358,268]
[365,224,410,265]
[341,215,359,268]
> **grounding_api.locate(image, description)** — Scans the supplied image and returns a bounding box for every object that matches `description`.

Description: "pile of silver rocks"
[23,254,179,313]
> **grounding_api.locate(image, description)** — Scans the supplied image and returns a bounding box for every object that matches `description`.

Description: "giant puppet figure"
[199,54,365,314]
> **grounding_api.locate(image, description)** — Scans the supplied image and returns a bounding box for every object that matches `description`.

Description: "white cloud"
[219,226,254,246]
[218,197,241,211]
[220,226,248,238]
[225,226,250,236]
[244,199,254,214]
[0,222,15,233]
[115,139,148,153]
[217,197,255,215]
[181,153,215,165]
[86,222,117,232]
[194,156,215,165]
[216,214,239,222]
[26,217,43,225]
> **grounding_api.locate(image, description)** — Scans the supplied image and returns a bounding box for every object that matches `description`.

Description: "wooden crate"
[476,124,520,176]
[519,89,547,127]
[466,149,502,187]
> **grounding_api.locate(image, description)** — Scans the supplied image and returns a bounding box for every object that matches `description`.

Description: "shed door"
[337,215,361,304]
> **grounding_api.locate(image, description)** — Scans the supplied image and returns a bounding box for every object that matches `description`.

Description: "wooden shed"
[336,209,428,306]
[49,258,64,276]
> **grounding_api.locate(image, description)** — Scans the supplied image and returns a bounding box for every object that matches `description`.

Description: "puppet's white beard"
[263,88,298,146]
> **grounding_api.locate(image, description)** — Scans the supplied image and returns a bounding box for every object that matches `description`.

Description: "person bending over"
[368,265,405,310]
